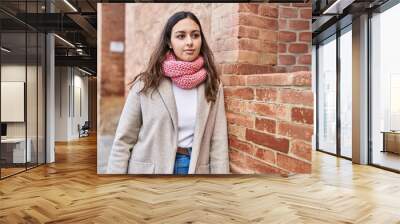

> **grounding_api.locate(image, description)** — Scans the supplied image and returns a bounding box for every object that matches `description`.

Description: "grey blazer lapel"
[189,83,211,173]
[157,78,178,131]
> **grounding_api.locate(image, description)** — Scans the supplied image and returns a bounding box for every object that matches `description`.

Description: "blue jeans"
[173,148,192,175]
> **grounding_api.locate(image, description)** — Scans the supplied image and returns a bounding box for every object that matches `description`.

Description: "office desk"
[381,131,400,154]
[1,138,31,163]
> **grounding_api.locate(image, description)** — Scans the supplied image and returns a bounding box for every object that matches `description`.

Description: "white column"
[46,32,55,163]
[352,14,369,164]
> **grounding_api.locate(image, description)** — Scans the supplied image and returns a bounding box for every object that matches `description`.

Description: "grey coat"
[106,77,230,174]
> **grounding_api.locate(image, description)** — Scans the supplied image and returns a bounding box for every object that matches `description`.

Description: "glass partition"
[0,1,46,179]
[317,35,337,155]
[371,3,400,171]
[1,30,28,177]
[339,26,352,159]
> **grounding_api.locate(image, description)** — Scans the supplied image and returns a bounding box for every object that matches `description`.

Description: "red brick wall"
[100,4,125,97]
[99,4,126,135]
[277,3,312,72]
[213,3,313,174]
[225,71,313,174]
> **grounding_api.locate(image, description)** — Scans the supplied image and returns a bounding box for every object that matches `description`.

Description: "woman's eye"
[192,33,200,38]
[177,35,184,39]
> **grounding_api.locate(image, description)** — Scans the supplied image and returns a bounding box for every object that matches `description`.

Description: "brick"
[239,14,278,30]
[229,135,256,155]
[227,124,246,139]
[260,41,278,54]
[224,87,254,100]
[246,129,289,153]
[291,66,311,72]
[247,73,292,86]
[278,55,296,65]
[230,162,252,174]
[299,8,312,19]
[225,99,248,113]
[278,43,287,53]
[288,43,308,53]
[230,149,280,173]
[222,64,238,74]
[239,38,261,52]
[255,88,278,102]
[297,55,311,65]
[238,26,260,39]
[288,20,310,31]
[255,117,276,133]
[279,7,298,18]
[290,140,312,161]
[221,13,240,29]
[259,29,278,42]
[249,102,289,120]
[292,3,311,7]
[250,103,275,117]
[226,112,254,128]
[221,75,246,86]
[214,50,239,63]
[278,121,313,141]
[274,66,287,73]
[238,3,259,14]
[238,50,259,64]
[275,105,290,120]
[259,53,277,65]
[255,146,276,164]
[299,32,312,42]
[278,19,287,30]
[259,5,278,18]
[292,71,312,86]
[279,89,313,106]
[222,38,239,51]
[237,64,275,75]
[279,31,296,42]
[291,107,313,124]
[277,153,311,173]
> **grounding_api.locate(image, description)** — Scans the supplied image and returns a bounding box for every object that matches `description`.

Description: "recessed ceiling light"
[63,0,78,12]
[1,47,11,53]
[323,0,355,15]
[54,34,75,48]
[77,67,93,76]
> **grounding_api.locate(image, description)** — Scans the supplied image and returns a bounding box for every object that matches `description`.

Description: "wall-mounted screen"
[1,82,25,122]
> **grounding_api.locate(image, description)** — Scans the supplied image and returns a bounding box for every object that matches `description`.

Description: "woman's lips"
[184,50,195,54]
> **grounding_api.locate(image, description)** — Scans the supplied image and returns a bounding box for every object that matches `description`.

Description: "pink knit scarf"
[162,51,207,89]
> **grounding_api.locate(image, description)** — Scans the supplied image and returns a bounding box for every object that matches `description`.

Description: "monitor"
[1,123,7,137]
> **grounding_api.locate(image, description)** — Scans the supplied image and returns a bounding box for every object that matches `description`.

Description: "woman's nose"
[186,37,193,46]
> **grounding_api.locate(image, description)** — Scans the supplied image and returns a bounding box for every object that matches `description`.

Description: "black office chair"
[79,121,90,138]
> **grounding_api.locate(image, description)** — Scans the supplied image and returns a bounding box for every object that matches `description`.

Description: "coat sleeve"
[210,83,230,174]
[106,81,142,174]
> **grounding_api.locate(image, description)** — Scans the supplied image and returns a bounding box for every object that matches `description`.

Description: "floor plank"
[0,134,399,223]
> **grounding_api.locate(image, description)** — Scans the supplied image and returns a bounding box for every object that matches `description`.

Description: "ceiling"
[0,0,98,75]
[312,0,391,43]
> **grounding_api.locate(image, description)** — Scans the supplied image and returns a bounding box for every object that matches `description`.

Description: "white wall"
[1,63,46,164]
[1,65,39,137]
[54,67,89,141]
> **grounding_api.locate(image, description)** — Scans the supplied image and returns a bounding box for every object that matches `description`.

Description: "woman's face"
[170,18,202,62]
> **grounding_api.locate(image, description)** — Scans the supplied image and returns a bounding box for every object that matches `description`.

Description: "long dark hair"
[131,11,220,103]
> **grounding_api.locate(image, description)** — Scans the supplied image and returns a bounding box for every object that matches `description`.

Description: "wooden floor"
[372,150,400,171]
[1,135,400,223]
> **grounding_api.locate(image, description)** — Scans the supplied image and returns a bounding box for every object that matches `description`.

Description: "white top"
[172,83,197,148]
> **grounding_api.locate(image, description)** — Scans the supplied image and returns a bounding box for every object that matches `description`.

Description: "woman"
[106,11,229,175]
